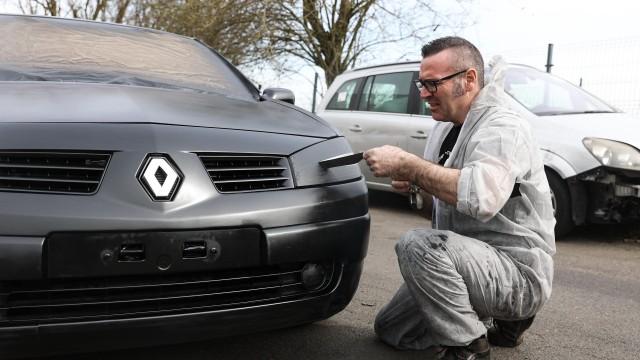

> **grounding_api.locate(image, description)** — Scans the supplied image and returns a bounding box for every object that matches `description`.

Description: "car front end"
[574,137,640,223]
[503,64,640,232]
[0,15,369,358]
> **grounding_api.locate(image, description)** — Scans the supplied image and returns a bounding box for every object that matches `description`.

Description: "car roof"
[344,61,421,73]
[334,60,543,82]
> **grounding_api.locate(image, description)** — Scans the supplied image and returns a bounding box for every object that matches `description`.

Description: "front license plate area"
[46,228,261,278]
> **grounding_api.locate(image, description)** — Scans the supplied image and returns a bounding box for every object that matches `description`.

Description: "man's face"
[418,49,470,124]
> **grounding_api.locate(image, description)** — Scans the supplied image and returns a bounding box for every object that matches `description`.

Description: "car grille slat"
[2,283,303,311]
[0,164,105,171]
[6,269,301,296]
[197,154,293,193]
[210,166,287,172]
[0,151,111,194]
[3,270,302,304]
[0,176,100,184]
[213,177,290,184]
[0,263,337,326]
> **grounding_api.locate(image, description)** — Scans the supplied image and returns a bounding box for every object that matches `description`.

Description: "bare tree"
[17,0,138,23]
[268,0,472,86]
[136,0,273,66]
[18,0,60,16]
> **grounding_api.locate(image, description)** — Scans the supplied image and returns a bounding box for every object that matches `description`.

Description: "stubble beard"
[452,79,465,98]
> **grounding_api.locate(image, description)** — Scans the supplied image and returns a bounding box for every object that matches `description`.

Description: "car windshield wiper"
[0,68,48,82]
[579,110,617,114]
[104,76,209,94]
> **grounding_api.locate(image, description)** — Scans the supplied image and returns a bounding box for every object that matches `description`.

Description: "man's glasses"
[414,69,469,94]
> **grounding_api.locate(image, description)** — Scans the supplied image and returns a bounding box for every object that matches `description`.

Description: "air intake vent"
[0,151,111,194]
[0,262,337,326]
[197,154,293,193]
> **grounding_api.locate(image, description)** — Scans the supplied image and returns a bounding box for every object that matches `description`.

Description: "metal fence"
[499,38,640,117]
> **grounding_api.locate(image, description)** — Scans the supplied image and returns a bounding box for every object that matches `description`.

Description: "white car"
[317,61,640,236]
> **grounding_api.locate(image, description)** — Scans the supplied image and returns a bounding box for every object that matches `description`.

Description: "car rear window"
[327,78,359,110]
[0,15,254,99]
[359,72,413,114]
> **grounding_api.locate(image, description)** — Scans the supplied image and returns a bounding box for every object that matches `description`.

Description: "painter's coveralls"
[374,58,556,349]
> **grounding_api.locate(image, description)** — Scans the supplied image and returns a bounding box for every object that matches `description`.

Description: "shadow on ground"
[367,190,432,219]
[39,321,441,360]
[565,222,640,243]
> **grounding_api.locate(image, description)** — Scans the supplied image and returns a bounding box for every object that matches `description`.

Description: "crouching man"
[364,36,556,359]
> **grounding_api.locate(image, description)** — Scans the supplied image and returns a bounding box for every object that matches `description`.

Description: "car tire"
[546,169,574,238]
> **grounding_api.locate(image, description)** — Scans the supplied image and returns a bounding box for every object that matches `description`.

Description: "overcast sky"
[462,0,640,56]
[1,0,639,111]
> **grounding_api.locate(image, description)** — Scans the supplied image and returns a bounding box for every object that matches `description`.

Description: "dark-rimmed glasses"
[414,69,469,94]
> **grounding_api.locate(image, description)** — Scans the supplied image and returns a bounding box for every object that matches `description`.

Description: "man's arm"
[364,145,460,206]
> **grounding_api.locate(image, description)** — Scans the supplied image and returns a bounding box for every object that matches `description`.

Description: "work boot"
[441,336,491,360]
[487,316,535,347]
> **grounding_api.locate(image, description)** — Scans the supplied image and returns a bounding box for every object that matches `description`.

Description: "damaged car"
[317,61,640,237]
[0,15,369,358]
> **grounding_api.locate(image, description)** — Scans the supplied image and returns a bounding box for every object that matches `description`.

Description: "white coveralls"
[374,59,556,349]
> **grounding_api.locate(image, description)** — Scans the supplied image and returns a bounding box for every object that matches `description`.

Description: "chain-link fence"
[498,38,640,117]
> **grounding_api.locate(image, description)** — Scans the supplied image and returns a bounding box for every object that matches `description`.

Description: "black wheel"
[545,169,574,238]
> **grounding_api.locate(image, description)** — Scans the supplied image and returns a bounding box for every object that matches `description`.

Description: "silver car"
[317,61,640,237]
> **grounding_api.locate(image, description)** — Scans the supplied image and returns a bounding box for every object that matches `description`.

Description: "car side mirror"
[262,88,295,105]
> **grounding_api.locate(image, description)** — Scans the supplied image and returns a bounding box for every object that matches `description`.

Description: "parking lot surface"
[38,191,640,360]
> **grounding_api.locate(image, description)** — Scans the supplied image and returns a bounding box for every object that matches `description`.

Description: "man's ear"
[465,68,478,91]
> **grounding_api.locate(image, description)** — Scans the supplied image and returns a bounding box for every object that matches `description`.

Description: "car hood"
[0,81,337,138]
[533,112,640,150]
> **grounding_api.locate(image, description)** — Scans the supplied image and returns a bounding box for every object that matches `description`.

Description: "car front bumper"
[0,180,370,358]
[574,166,640,223]
[1,260,365,358]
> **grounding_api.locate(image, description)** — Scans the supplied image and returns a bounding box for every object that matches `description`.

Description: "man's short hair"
[421,36,484,88]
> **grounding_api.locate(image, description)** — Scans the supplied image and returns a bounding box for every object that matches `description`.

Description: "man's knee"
[395,228,451,261]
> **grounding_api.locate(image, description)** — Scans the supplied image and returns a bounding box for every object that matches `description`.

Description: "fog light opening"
[301,263,327,290]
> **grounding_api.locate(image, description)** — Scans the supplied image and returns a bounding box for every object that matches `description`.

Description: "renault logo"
[137,154,183,201]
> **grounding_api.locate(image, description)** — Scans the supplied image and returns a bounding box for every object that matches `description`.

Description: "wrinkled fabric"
[375,57,556,349]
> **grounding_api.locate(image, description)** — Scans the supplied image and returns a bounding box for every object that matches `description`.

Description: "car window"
[360,72,413,114]
[0,16,254,98]
[504,66,615,116]
[327,78,359,110]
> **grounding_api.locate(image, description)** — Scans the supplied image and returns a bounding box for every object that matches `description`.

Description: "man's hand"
[363,145,408,178]
[365,145,461,206]
[391,180,411,193]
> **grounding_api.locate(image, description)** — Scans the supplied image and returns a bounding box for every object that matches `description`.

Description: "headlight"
[289,137,362,187]
[583,137,640,170]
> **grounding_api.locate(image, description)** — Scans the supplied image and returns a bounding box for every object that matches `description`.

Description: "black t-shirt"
[438,125,462,166]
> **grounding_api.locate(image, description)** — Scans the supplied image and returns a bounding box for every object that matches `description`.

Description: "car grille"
[0,151,111,194]
[197,154,293,193]
[0,262,337,326]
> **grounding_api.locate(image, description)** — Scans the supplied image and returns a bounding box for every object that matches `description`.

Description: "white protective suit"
[374,58,556,349]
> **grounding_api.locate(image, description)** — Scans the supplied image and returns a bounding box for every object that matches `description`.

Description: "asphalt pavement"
[37,191,640,360]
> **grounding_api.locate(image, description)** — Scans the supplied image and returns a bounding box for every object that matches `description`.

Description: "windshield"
[504,66,615,116]
[0,15,254,99]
